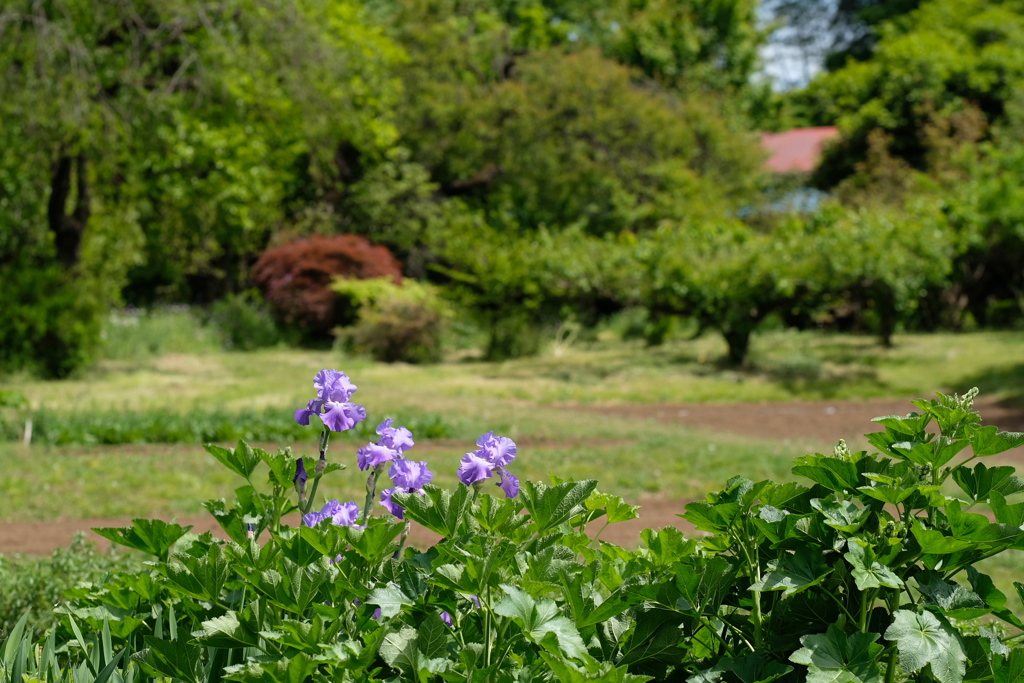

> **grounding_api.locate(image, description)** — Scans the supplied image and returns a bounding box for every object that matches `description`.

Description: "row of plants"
[3,369,1024,682]
[0,402,452,447]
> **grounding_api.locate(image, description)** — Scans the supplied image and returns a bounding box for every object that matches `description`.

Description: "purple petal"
[314,369,357,403]
[294,399,322,426]
[380,488,405,519]
[293,458,308,485]
[303,511,326,528]
[389,459,433,490]
[376,419,415,453]
[483,436,517,467]
[441,611,453,627]
[321,401,366,433]
[458,452,494,486]
[357,442,398,471]
[476,431,495,449]
[469,594,481,609]
[497,468,519,498]
[330,501,361,527]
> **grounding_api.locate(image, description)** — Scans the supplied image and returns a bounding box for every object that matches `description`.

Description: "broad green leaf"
[844,543,904,590]
[916,572,988,620]
[521,480,599,534]
[345,520,406,563]
[689,652,792,683]
[134,637,205,683]
[812,498,872,533]
[792,457,861,493]
[586,491,641,524]
[954,464,1024,503]
[195,611,261,649]
[884,610,966,683]
[970,426,1024,458]
[494,584,586,659]
[394,484,470,538]
[366,581,415,618]
[790,625,883,683]
[751,548,833,597]
[223,653,318,683]
[912,520,975,554]
[871,413,931,436]
[92,519,191,559]
[995,648,1024,683]
[379,625,450,679]
[641,527,696,568]
[204,441,261,479]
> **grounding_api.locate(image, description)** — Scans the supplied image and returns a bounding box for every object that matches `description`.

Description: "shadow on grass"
[959,362,1024,408]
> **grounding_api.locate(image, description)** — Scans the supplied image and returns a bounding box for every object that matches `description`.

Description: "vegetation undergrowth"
[3,368,1024,683]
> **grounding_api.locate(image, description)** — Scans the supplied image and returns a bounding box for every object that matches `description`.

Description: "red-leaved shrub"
[251,235,402,337]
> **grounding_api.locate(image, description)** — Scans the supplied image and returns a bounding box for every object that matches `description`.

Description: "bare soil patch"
[4,397,1022,555]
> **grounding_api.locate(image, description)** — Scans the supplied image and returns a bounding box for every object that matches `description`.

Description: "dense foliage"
[5,370,1024,683]
[2,0,1022,375]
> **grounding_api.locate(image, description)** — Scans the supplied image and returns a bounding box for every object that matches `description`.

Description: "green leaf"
[970,426,1024,458]
[345,520,406,563]
[394,484,470,538]
[540,650,655,682]
[521,480,599,534]
[871,413,931,436]
[845,542,904,590]
[366,581,415,618]
[195,611,261,649]
[379,626,450,679]
[912,520,975,555]
[751,548,833,597]
[641,527,697,568]
[790,625,883,683]
[204,441,261,479]
[792,457,861,493]
[953,463,1024,503]
[586,491,641,524]
[92,519,191,559]
[135,637,205,683]
[494,584,587,659]
[689,653,792,683]
[916,572,988,620]
[884,610,966,683]
[812,498,872,533]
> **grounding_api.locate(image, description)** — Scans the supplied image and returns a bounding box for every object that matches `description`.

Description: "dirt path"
[4,397,1022,555]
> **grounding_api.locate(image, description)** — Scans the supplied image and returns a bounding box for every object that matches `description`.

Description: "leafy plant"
[12,372,1024,683]
[332,277,450,363]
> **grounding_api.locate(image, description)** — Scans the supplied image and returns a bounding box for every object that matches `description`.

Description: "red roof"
[760,126,839,173]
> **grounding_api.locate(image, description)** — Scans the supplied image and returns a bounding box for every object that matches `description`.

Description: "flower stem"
[361,468,383,525]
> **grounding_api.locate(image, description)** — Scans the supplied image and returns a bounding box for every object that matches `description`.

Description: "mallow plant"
[17,374,1024,683]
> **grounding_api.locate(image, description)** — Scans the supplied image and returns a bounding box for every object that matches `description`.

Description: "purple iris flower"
[303,499,362,528]
[380,459,434,518]
[357,443,398,471]
[376,419,415,453]
[294,369,367,433]
[389,459,433,490]
[441,611,453,627]
[457,432,519,498]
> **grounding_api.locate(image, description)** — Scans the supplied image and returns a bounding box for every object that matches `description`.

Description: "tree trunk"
[47,153,90,268]
[722,327,752,367]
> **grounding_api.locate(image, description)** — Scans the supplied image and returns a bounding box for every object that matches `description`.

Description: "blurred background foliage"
[1,0,1023,377]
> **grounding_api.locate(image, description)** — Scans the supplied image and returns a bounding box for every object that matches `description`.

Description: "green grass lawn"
[1,329,1021,522]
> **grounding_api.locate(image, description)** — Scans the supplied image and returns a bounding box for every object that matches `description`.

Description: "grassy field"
[1,329,1021,523]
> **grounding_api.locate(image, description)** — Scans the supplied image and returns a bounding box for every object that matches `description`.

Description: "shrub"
[207,291,285,351]
[0,261,104,379]
[332,277,449,363]
[251,235,403,340]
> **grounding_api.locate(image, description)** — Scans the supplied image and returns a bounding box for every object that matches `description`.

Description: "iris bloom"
[303,499,362,528]
[380,458,433,518]
[457,431,520,498]
[294,369,367,433]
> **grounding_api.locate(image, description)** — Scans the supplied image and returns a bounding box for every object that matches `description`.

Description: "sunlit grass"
[1,329,1021,523]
